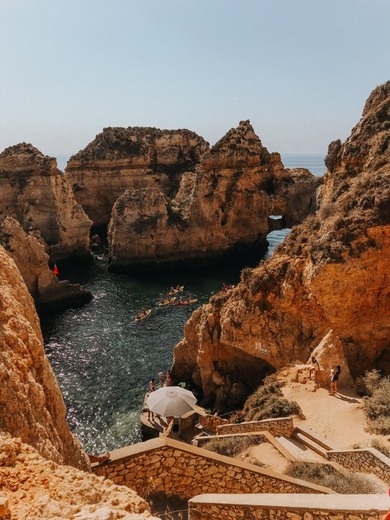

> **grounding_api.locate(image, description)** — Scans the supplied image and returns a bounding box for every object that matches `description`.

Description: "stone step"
[292,431,329,459]
[276,436,325,462]
[293,426,334,451]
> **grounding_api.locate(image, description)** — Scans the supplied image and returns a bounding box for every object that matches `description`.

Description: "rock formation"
[0,217,92,313]
[0,143,92,262]
[0,246,90,470]
[172,82,390,411]
[65,126,209,227]
[0,433,158,520]
[108,121,320,271]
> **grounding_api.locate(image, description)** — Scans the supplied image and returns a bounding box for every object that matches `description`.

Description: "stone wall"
[196,433,267,449]
[327,448,390,484]
[92,438,330,501]
[188,493,388,520]
[199,414,229,433]
[216,416,294,437]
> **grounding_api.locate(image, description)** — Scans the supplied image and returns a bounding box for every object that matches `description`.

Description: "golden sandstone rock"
[0,143,91,263]
[0,433,157,520]
[0,248,158,519]
[66,126,209,227]
[0,217,92,313]
[172,82,390,412]
[105,120,319,271]
[0,246,89,470]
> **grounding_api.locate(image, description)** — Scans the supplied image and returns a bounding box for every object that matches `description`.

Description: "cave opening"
[200,348,277,414]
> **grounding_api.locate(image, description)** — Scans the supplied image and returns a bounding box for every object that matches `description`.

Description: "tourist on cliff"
[329,365,341,395]
[309,356,320,382]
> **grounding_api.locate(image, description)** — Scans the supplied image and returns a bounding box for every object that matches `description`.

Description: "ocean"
[55,153,326,177]
[43,153,325,454]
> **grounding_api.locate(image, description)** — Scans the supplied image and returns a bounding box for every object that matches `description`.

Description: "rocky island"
[66,121,320,271]
[65,126,209,228]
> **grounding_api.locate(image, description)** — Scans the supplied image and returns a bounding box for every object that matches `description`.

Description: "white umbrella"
[146,386,197,417]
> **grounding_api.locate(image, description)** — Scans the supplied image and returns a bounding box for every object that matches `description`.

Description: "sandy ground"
[281,382,384,450]
[237,379,389,486]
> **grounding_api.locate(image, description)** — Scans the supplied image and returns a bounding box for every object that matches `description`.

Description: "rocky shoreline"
[172,81,390,412]
[0,80,389,519]
[0,120,320,310]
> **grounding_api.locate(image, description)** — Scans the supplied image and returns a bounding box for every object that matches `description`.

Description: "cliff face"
[0,143,92,262]
[0,433,157,520]
[65,126,209,227]
[108,121,320,271]
[0,217,92,313]
[172,82,390,411]
[0,246,90,470]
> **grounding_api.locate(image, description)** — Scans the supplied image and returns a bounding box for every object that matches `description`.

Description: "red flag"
[53,264,59,275]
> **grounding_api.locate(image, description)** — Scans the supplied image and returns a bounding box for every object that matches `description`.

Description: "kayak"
[135,309,152,321]
[173,299,198,306]
[168,285,184,296]
[157,297,177,306]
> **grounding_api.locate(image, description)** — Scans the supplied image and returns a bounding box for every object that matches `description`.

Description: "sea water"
[43,154,325,454]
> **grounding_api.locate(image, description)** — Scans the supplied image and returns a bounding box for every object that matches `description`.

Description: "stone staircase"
[292,426,334,458]
[276,426,335,463]
[276,435,325,462]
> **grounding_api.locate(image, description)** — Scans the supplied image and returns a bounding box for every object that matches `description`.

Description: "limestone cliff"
[0,143,92,262]
[172,82,390,411]
[108,121,320,271]
[0,246,89,470]
[0,433,158,520]
[0,217,92,313]
[65,126,209,227]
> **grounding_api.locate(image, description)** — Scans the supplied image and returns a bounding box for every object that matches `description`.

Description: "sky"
[1,0,389,158]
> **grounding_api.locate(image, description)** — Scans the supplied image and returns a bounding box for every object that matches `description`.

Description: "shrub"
[202,435,260,457]
[362,373,390,435]
[230,375,302,423]
[355,369,383,396]
[371,439,390,459]
[285,462,379,494]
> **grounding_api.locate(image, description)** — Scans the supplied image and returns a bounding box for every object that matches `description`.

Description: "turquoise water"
[44,153,323,454]
[41,255,265,453]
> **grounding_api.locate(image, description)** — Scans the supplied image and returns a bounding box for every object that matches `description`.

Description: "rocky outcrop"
[108,121,320,271]
[0,143,92,262]
[0,246,90,470]
[172,82,390,411]
[0,433,158,520]
[0,217,92,313]
[65,126,209,227]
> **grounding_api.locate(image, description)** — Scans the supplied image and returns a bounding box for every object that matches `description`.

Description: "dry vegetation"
[356,370,390,435]
[202,435,262,459]
[230,375,302,423]
[285,462,380,494]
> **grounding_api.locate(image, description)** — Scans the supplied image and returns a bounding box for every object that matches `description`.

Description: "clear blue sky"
[1,0,389,157]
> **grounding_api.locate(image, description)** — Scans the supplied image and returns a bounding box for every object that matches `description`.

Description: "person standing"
[309,356,320,382]
[148,378,156,421]
[166,369,173,386]
[149,378,156,393]
[329,365,341,395]
[159,372,165,387]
